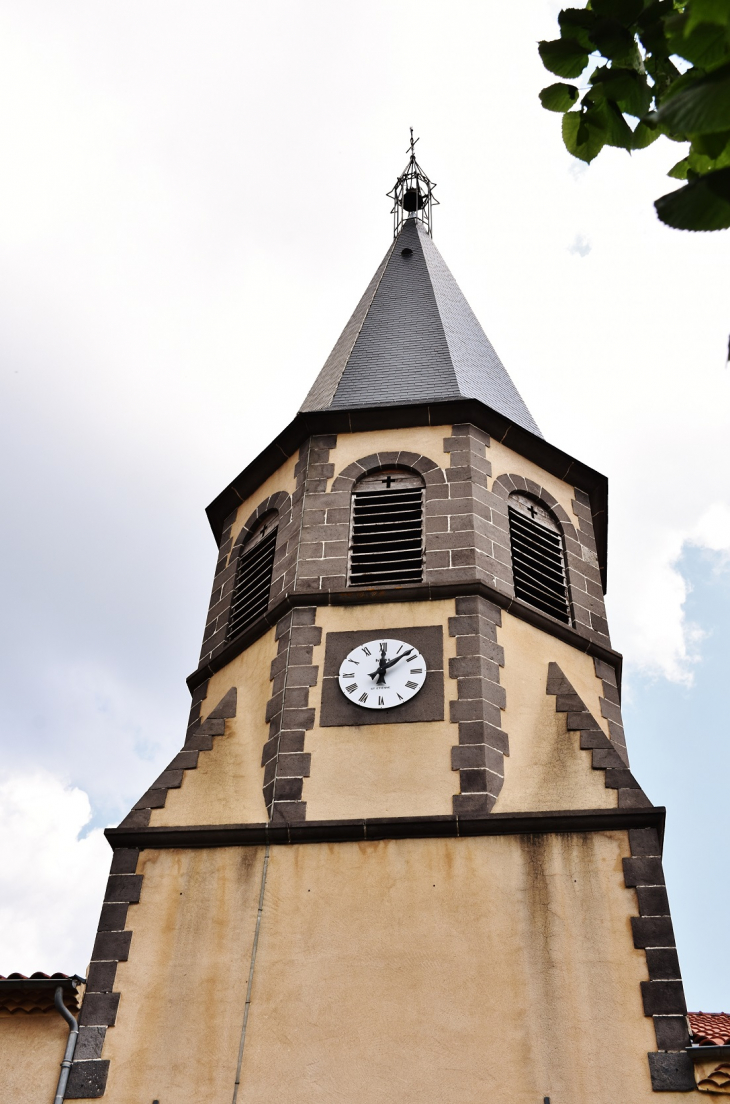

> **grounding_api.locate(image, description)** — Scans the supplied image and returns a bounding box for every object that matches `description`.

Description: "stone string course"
[262,607,321,822]
[448,595,508,815]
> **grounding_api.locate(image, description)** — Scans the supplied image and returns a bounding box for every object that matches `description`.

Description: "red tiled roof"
[0,972,76,981]
[0,973,83,1013]
[689,1012,730,1046]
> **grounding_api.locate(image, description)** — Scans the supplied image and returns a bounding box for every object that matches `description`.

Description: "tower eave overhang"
[205,398,609,593]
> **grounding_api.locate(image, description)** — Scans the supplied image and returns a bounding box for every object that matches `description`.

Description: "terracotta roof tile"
[0,972,83,1014]
[689,1012,730,1046]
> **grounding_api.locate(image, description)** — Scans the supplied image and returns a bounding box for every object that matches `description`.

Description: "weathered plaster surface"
[151,629,275,826]
[0,1010,69,1102]
[497,610,617,813]
[103,846,264,1104]
[304,601,458,820]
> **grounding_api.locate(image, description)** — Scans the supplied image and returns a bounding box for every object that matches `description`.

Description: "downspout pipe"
[53,985,79,1104]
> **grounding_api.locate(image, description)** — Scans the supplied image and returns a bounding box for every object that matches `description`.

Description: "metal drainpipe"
[53,985,79,1104]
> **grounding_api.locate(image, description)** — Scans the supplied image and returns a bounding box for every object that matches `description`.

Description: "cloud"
[614,504,730,687]
[568,232,591,256]
[0,772,110,976]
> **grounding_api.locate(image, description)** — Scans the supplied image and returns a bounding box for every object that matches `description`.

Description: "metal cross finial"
[387,129,439,239]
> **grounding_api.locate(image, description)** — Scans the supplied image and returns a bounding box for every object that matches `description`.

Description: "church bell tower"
[65,141,699,1101]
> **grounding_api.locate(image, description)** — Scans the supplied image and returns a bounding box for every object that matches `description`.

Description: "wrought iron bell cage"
[387,129,438,239]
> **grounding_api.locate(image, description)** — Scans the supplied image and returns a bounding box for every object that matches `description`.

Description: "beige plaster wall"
[103,846,265,1104]
[0,1010,69,1103]
[303,600,458,820]
[497,610,615,813]
[488,436,580,523]
[228,451,298,551]
[151,627,275,827]
[234,832,689,1104]
[327,424,449,487]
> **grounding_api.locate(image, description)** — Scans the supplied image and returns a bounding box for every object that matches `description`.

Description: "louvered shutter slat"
[349,486,424,586]
[227,528,278,641]
[508,507,570,624]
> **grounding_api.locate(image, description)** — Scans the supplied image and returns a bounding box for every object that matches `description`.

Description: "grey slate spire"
[300,217,542,438]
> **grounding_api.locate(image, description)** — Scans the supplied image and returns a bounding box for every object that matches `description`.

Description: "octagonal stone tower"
[65,147,698,1102]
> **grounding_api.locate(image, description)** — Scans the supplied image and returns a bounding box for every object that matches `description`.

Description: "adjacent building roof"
[300,218,542,438]
[689,1012,730,1046]
[0,972,84,1013]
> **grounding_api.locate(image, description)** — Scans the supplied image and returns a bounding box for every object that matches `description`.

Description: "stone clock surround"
[319,625,444,727]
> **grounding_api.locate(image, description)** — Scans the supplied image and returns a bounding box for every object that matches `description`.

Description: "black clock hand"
[368,649,415,681]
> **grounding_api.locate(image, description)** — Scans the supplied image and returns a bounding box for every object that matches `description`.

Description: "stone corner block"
[647,1051,696,1092]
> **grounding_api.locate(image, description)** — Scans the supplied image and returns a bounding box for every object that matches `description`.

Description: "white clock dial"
[337,638,427,710]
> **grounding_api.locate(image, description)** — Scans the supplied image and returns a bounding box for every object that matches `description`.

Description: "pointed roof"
[300,218,542,438]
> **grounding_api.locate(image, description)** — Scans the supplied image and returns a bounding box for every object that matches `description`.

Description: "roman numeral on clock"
[346,683,358,694]
[362,646,371,656]
[410,668,423,674]
[359,692,368,703]
[405,680,418,690]
[378,696,384,706]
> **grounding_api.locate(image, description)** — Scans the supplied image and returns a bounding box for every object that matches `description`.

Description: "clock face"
[337,638,427,710]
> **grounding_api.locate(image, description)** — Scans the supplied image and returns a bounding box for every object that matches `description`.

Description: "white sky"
[0,0,728,1005]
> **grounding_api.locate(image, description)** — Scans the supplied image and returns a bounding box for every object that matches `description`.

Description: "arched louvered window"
[227,514,278,641]
[508,493,570,624]
[348,468,424,587]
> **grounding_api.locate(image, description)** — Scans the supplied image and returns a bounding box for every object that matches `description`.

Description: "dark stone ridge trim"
[203,400,609,593]
[116,680,236,830]
[65,1059,110,1099]
[263,606,321,822]
[117,686,237,830]
[105,805,664,850]
[593,655,628,764]
[546,663,645,808]
[448,595,507,815]
[186,581,623,696]
[67,847,142,1098]
[647,1053,695,1093]
[621,826,693,1091]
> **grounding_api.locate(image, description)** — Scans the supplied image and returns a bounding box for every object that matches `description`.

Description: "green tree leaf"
[657,62,730,134]
[687,131,730,170]
[591,0,646,26]
[591,66,653,115]
[540,83,581,112]
[588,98,636,147]
[590,18,641,64]
[562,110,607,161]
[538,37,590,77]
[692,128,730,157]
[686,0,730,32]
[631,118,663,147]
[667,156,690,177]
[687,0,730,31]
[665,14,730,69]
[558,8,599,51]
[655,166,730,228]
